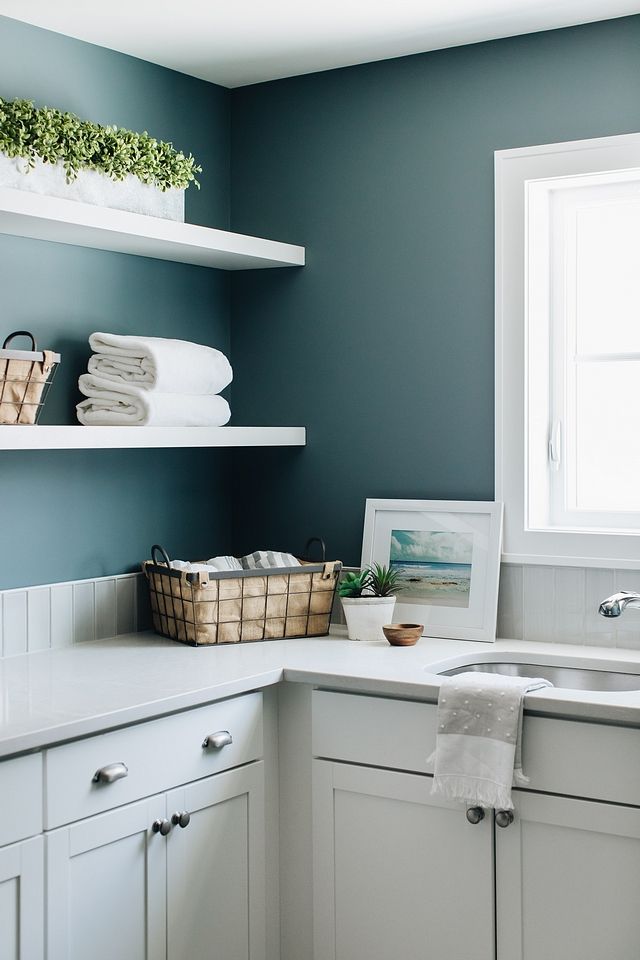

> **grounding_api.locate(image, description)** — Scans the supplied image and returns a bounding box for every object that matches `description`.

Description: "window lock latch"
[548,419,562,471]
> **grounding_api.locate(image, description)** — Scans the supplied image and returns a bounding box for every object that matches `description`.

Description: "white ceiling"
[1,0,638,88]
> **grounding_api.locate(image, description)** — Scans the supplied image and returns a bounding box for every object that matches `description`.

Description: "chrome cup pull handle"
[202,730,233,750]
[93,761,128,784]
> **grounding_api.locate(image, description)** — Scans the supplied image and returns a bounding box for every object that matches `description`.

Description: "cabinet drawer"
[313,689,640,807]
[520,716,640,807]
[45,691,263,828]
[0,753,43,846]
[312,690,437,773]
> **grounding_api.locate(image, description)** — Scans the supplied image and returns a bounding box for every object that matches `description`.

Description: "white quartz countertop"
[2,630,640,758]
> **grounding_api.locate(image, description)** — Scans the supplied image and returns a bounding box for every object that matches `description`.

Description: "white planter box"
[0,153,185,222]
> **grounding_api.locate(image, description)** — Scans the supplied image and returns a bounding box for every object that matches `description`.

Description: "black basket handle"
[151,544,172,568]
[304,537,326,562]
[2,330,37,351]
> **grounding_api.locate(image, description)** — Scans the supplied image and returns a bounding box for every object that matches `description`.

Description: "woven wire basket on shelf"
[0,330,60,425]
[142,543,342,646]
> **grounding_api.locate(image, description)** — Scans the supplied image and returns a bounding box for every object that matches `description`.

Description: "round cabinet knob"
[171,810,191,829]
[152,818,172,836]
[466,806,485,825]
[495,809,515,828]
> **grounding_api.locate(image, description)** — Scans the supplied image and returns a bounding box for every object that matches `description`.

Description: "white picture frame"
[361,499,503,642]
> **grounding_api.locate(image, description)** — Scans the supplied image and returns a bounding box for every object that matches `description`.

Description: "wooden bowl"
[382,623,424,646]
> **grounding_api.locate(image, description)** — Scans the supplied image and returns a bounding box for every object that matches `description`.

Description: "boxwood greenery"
[0,96,201,191]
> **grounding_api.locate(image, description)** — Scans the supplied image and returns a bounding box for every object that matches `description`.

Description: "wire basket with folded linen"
[76,332,232,426]
[143,544,343,645]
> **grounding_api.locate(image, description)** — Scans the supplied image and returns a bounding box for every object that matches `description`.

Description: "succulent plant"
[339,564,401,598]
[338,569,372,598]
[367,563,401,597]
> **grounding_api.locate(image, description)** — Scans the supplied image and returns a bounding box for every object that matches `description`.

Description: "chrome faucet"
[598,591,640,618]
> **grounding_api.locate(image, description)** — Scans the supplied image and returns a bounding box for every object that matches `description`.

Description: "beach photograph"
[389,529,474,608]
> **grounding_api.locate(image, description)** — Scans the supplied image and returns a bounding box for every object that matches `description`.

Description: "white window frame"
[496,132,640,569]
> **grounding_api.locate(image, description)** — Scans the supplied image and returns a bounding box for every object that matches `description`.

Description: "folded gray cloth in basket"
[241,551,301,569]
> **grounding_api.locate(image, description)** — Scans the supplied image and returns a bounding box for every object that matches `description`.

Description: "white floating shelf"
[0,425,306,451]
[0,187,305,270]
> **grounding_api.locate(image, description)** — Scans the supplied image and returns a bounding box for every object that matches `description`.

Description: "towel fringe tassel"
[431,774,514,811]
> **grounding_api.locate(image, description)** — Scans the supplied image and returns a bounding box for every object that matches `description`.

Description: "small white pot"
[341,596,397,641]
[0,153,185,221]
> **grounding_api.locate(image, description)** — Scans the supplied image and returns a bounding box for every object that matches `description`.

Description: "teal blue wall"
[4,14,640,587]
[229,16,640,565]
[0,16,232,588]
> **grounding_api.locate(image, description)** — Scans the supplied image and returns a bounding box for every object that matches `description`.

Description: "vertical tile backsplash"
[26,588,51,653]
[50,583,73,649]
[2,591,27,657]
[522,566,556,644]
[498,563,640,649]
[0,573,142,657]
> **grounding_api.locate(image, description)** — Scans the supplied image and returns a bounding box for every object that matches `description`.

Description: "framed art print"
[361,499,503,642]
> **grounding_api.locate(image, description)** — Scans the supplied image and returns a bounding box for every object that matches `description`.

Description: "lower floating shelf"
[0,425,306,450]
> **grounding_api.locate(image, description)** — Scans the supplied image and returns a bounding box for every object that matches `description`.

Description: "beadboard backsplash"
[2,563,640,657]
[0,573,148,657]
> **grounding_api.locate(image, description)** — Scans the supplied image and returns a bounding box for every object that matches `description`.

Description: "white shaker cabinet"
[0,837,44,960]
[46,763,265,960]
[44,691,267,960]
[166,764,266,960]
[496,790,640,960]
[0,753,44,960]
[312,760,494,960]
[47,794,167,960]
[310,688,640,960]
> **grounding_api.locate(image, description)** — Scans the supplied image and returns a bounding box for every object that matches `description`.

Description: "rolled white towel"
[87,332,232,395]
[77,373,231,427]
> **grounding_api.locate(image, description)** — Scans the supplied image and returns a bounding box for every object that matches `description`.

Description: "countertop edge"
[0,667,284,758]
[3,631,640,759]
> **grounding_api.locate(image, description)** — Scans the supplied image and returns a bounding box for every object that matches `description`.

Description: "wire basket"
[0,330,60,425]
[142,543,342,646]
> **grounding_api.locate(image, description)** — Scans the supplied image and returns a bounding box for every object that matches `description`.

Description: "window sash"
[545,178,640,533]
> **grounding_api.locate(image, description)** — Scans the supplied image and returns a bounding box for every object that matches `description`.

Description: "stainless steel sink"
[438,661,640,692]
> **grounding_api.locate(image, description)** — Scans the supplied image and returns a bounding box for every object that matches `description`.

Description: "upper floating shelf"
[0,187,305,270]
[0,425,306,451]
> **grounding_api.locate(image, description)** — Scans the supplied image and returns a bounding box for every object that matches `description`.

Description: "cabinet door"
[47,794,167,960]
[496,791,640,960]
[312,760,494,960]
[166,762,266,960]
[0,836,43,960]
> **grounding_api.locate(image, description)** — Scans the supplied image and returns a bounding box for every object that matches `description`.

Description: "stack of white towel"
[76,332,233,426]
